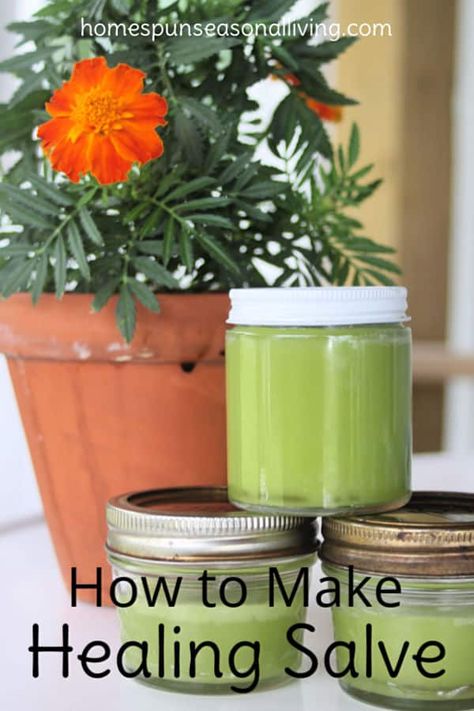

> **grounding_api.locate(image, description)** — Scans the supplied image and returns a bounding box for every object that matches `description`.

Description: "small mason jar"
[106,487,318,693]
[320,492,474,710]
[226,286,412,516]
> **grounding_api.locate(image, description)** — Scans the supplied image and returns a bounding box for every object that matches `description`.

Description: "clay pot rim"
[0,291,229,363]
[1,290,227,301]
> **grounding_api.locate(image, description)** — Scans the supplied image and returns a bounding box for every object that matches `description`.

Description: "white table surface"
[1,453,473,711]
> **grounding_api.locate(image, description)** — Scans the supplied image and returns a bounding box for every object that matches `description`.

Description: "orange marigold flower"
[270,66,343,123]
[280,72,301,88]
[37,57,168,185]
[270,65,301,87]
[304,97,343,123]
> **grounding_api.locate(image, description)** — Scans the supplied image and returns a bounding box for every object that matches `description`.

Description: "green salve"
[115,569,306,692]
[329,577,474,709]
[226,324,412,515]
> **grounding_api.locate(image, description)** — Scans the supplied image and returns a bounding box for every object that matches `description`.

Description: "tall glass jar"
[321,492,474,710]
[226,286,412,516]
[106,487,318,693]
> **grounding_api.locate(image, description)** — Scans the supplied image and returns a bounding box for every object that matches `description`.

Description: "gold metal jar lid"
[321,491,474,577]
[107,487,319,564]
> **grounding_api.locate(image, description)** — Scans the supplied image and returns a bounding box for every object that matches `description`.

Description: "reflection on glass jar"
[106,487,318,693]
[226,287,412,516]
[321,492,474,710]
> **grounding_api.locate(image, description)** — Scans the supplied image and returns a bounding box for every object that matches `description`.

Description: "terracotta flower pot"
[0,293,228,603]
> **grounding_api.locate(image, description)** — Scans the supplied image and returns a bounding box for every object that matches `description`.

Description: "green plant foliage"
[0,0,400,341]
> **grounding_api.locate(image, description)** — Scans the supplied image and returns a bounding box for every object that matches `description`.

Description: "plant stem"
[158,43,177,106]
[147,196,189,228]
[37,185,99,255]
[121,244,132,284]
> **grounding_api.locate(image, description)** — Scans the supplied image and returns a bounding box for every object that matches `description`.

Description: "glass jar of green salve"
[321,492,474,710]
[106,487,318,693]
[226,286,412,516]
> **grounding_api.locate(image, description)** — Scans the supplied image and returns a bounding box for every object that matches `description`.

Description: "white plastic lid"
[227,287,409,326]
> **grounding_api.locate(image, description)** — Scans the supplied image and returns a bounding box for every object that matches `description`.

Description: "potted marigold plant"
[0,0,400,601]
